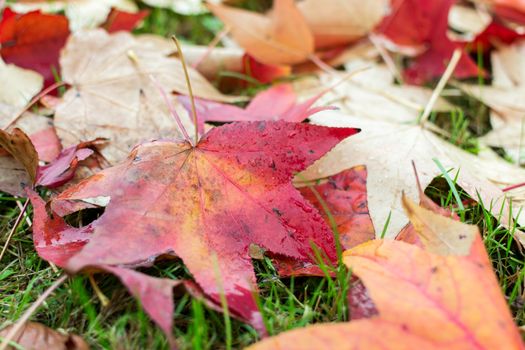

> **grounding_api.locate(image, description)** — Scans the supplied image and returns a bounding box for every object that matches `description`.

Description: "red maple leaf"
[0,9,70,88]
[469,20,525,52]
[178,83,333,132]
[102,8,150,33]
[29,121,357,339]
[492,0,525,25]
[274,166,374,277]
[242,54,291,84]
[376,0,482,84]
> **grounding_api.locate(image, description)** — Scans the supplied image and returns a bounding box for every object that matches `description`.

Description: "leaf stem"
[149,74,193,145]
[503,182,525,192]
[0,199,29,262]
[3,81,67,129]
[191,26,231,70]
[420,49,462,125]
[172,36,200,146]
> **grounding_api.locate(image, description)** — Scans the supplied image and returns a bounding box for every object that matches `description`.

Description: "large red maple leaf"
[30,121,357,339]
[0,9,70,88]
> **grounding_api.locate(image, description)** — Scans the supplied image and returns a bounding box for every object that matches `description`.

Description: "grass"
[2,2,525,349]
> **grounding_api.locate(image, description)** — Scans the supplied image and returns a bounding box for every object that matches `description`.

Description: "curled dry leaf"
[0,104,61,195]
[0,128,38,185]
[29,121,357,338]
[208,0,314,65]
[0,9,70,88]
[298,111,525,244]
[297,0,388,49]
[248,201,524,350]
[0,103,103,195]
[0,104,61,163]
[54,29,239,164]
[37,139,104,189]
[0,58,43,107]
[0,321,88,350]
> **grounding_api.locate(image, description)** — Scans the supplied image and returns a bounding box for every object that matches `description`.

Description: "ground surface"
[1,2,525,349]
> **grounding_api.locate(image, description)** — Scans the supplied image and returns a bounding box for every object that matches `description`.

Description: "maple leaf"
[242,54,291,84]
[489,0,525,24]
[470,20,525,52]
[298,111,525,243]
[178,83,331,131]
[297,0,388,49]
[28,190,220,348]
[54,29,240,164]
[0,9,70,89]
[298,166,374,250]
[248,198,525,350]
[208,0,314,66]
[133,34,246,79]
[36,139,104,189]
[30,121,358,336]
[350,181,461,319]
[275,166,375,277]
[101,8,150,33]
[375,0,481,83]
[0,104,102,195]
[0,128,38,187]
[0,58,43,107]
[0,105,55,195]
[0,104,61,163]
[311,61,453,123]
[131,36,290,85]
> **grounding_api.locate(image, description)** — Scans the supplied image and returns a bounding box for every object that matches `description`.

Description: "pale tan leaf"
[402,195,477,256]
[54,30,239,164]
[135,35,245,79]
[298,111,525,243]
[448,4,491,41]
[0,59,43,107]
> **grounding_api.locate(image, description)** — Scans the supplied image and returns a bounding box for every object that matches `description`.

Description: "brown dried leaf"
[0,321,89,350]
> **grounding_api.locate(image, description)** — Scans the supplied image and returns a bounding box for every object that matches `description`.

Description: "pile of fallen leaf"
[2,0,525,348]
